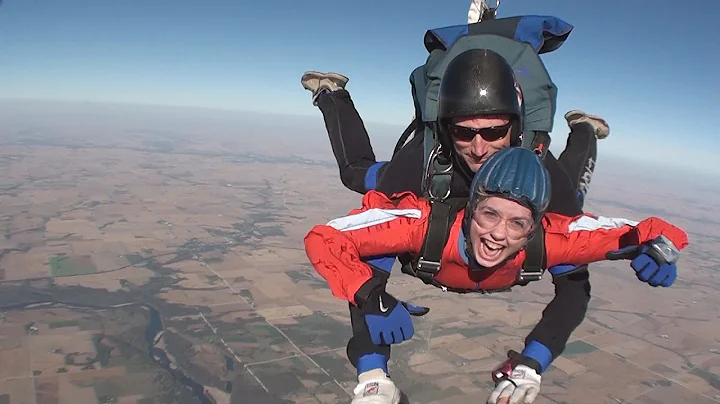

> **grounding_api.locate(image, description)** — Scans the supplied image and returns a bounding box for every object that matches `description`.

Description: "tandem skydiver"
[305,146,686,404]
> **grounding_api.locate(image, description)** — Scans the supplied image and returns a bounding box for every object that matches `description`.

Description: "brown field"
[0,103,718,403]
[1,251,51,280]
[0,378,35,404]
[0,348,31,379]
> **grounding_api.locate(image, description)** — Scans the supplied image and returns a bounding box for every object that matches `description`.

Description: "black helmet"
[436,48,524,157]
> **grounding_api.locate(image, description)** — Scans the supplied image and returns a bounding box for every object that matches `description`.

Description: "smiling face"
[468,196,535,267]
[450,115,513,172]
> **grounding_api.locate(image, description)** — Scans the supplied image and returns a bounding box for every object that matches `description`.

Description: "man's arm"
[519,269,591,373]
[517,213,690,372]
[502,151,592,373]
[303,191,429,305]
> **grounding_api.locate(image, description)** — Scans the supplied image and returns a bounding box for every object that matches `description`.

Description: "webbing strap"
[515,130,551,286]
[392,117,420,158]
[415,200,453,284]
[530,131,551,159]
[517,229,547,285]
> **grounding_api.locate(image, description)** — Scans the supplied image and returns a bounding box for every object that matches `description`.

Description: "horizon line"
[0,96,714,178]
[0,96,416,128]
[0,96,326,120]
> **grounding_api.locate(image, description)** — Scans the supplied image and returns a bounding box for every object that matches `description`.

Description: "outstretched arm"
[487,268,590,404]
[488,213,689,395]
[518,268,590,374]
[303,191,429,305]
[544,214,689,267]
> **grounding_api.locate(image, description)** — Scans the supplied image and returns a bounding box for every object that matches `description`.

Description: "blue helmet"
[468,147,551,221]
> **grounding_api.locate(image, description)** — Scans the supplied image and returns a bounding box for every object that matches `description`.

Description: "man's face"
[450,115,512,172]
[468,196,534,268]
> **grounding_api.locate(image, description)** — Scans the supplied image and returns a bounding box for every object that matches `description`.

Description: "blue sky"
[0,0,718,173]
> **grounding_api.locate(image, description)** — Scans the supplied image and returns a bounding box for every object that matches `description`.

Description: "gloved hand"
[360,286,429,346]
[607,235,679,287]
[488,354,542,404]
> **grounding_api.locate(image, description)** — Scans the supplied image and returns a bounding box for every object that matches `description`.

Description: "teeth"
[479,239,504,262]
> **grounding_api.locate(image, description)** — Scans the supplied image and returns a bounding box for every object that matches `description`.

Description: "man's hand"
[488,356,542,404]
[607,235,680,287]
[359,285,429,346]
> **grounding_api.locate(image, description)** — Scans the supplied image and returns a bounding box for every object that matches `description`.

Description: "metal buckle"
[517,269,543,283]
[424,142,452,201]
[416,258,441,275]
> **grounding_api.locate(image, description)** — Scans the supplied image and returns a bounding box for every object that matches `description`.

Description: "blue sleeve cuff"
[364,256,396,273]
[548,264,578,276]
[357,353,388,375]
[522,340,553,372]
[363,161,387,192]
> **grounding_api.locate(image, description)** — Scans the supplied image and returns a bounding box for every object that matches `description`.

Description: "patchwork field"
[0,102,718,403]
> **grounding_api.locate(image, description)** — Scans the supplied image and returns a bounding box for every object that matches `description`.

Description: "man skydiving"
[300,48,676,403]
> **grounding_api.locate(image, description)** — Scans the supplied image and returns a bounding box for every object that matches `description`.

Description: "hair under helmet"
[468,147,551,224]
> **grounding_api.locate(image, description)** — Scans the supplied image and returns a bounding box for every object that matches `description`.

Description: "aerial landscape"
[0,100,718,404]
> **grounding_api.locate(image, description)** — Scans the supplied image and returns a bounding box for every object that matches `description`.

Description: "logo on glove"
[363,382,380,396]
[379,296,389,313]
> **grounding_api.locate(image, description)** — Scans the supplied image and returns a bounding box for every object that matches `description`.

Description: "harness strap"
[517,229,547,286]
[392,117,420,158]
[415,200,453,284]
[515,130,551,285]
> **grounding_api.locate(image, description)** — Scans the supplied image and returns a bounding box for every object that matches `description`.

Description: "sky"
[0,0,718,173]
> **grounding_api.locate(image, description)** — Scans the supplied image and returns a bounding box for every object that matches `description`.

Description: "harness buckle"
[415,258,441,284]
[517,269,543,283]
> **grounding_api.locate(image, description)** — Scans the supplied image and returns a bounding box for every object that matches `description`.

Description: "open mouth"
[479,238,505,262]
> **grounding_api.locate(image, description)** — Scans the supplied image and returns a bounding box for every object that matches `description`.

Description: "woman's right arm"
[303,191,429,306]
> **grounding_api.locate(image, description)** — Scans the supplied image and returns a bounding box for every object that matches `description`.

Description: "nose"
[470,135,489,157]
[489,221,508,241]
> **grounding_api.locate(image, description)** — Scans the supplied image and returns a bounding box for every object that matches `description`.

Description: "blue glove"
[630,247,677,287]
[607,240,678,287]
[361,288,429,346]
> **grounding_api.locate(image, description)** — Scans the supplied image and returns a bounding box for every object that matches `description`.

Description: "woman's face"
[468,196,535,267]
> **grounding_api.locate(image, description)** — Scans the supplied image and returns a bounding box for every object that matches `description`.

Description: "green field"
[48,254,98,277]
[49,320,80,329]
[563,340,599,356]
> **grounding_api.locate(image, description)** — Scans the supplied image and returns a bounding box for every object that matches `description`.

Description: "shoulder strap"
[516,131,551,285]
[523,130,551,157]
[516,228,547,286]
[393,117,419,158]
[414,200,453,283]
[411,198,467,284]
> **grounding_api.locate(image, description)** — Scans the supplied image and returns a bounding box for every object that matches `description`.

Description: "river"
[144,305,213,404]
[3,300,213,403]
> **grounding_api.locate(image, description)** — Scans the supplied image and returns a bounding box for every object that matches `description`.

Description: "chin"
[474,256,506,268]
[467,162,483,173]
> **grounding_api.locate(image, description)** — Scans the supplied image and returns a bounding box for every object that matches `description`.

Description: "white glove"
[487,364,542,404]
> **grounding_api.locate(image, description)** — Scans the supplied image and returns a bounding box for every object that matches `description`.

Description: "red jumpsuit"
[304,191,689,306]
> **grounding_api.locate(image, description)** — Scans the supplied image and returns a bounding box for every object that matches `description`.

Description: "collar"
[458,226,481,269]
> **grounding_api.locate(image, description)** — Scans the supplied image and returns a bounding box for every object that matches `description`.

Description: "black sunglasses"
[449,122,512,142]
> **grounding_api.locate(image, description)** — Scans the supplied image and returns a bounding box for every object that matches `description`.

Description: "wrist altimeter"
[645,235,680,265]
